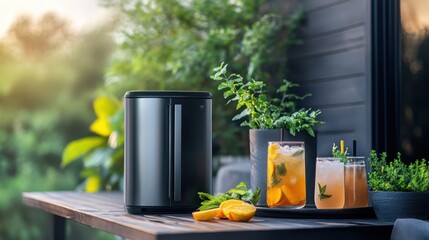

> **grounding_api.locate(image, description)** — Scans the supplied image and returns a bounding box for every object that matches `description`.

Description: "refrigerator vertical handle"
[173,104,182,201]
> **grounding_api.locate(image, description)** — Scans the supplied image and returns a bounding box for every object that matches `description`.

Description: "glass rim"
[268,141,304,144]
[316,157,343,161]
[345,156,366,165]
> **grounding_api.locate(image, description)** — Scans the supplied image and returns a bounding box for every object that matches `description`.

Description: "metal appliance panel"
[125,97,170,206]
[170,98,212,207]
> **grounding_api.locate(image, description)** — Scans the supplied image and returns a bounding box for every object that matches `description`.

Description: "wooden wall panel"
[289,0,372,157]
[304,0,366,37]
[316,105,369,156]
[291,47,365,82]
[290,26,365,59]
[296,76,366,107]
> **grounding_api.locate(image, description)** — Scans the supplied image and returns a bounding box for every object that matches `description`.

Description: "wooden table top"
[22,191,393,240]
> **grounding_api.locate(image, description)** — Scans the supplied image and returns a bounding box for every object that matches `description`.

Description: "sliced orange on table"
[220,199,247,218]
[192,208,220,221]
[193,199,257,222]
[225,204,256,222]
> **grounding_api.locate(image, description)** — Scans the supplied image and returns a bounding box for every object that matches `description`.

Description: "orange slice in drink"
[225,204,256,222]
[220,199,247,218]
[267,159,275,178]
[192,208,220,221]
[268,143,279,160]
[281,185,301,205]
[267,187,288,207]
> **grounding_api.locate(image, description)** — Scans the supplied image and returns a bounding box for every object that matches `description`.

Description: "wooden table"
[22,192,394,240]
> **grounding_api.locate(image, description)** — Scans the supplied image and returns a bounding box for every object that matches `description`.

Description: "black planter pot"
[370,191,429,221]
[249,129,317,206]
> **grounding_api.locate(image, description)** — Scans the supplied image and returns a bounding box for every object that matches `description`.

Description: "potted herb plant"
[211,63,323,205]
[368,150,429,221]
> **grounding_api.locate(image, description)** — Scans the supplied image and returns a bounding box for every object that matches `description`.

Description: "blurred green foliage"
[62,96,124,192]
[0,13,115,239]
[0,1,304,238]
[102,0,303,153]
[63,0,303,191]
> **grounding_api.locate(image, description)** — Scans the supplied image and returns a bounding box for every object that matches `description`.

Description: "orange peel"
[192,208,220,221]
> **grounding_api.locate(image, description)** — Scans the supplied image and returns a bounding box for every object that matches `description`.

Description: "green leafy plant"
[211,63,323,136]
[368,150,429,192]
[332,143,349,162]
[62,96,124,192]
[197,182,261,210]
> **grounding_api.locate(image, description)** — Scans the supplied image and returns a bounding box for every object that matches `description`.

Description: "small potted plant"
[368,150,429,221]
[211,63,323,205]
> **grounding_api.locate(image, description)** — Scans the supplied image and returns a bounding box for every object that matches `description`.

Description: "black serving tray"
[256,204,376,219]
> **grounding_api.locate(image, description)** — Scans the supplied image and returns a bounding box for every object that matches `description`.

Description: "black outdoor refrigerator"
[124,91,212,213]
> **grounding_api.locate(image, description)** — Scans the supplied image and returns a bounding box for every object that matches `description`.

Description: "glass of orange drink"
[314,157,344,209]
[266,141,306,209]
[344,156,368,208]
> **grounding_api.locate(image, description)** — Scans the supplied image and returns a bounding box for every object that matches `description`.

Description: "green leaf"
[198,192,216,201]
[62,137,106,167]
[251,188,261,205]
[228,189,246,195]
[90,118,111,137]
[276,163,287,176]
[218,82,228,90]
[232,108,251,121]
[317,183,332,200]
[270,174,281,187]
[234,181,248,190]
[84,148,115,168]
[224,91,235,99]
[89,97,122,137]
[197,182,260,210]
[93,96,120,119]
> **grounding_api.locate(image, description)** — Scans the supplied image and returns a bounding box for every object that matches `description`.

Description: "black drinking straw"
[352,140,357,156]
[280,128,284,141]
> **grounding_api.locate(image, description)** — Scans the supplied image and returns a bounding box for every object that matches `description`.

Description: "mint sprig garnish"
[270,174,281,187]
[270,163,287,187]
[276,163,287,176]
[318,183,332,200]
[197,182,261,210]
[332,143,349,163]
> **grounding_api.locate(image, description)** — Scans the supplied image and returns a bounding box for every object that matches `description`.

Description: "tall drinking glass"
[266,141,306,209]
[314,157,344,209]
[344,157,369,208]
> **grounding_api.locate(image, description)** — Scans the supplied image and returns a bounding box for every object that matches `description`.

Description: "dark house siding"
[289,0,372,157]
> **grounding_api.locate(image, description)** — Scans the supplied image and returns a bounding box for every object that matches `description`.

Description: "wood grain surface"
[22,192,393,240]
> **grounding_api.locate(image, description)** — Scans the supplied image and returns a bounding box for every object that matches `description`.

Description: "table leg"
[53,214,66,240]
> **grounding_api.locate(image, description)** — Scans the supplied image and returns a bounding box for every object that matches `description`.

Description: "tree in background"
[6,12,73,57]
[0,13,116,239]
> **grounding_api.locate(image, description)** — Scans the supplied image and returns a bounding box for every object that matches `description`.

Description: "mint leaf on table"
[197,182,261,210]
[318,183,332,200]
[250,188,261,205]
